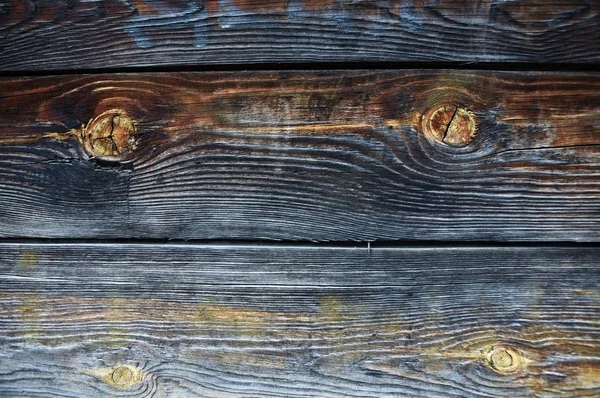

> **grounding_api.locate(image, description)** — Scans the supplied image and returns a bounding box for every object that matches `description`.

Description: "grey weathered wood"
[0,243,599,397]
[0,70,599,241]
[0,0,599,71]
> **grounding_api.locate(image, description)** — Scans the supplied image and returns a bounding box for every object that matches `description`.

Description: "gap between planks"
[0,238,599,250]
[2,61,600,77]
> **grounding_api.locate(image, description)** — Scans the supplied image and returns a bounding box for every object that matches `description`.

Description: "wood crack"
[442,106,459,143]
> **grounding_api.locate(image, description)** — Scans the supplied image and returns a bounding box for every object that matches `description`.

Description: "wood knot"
[82,109,138,161]
[111,366,133,386]
[87,364,143,389]
[107,365,142,388]
[422,105,476,146]
[488,346,523,374]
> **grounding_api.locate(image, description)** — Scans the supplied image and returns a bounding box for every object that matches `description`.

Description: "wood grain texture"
[0,0,599,70]
[0,243,599,397]
[1,70,599,241]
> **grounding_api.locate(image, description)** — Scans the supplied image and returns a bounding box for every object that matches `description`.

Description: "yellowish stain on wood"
[192,302,267,339]
[17,294,43,340]
[18,251,39,270]
[86,364,144,389]
[2,291,599,394]
[319,297,346,322]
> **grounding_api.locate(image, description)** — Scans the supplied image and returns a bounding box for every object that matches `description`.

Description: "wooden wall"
[1,0,599,70]
[0,1,599,397]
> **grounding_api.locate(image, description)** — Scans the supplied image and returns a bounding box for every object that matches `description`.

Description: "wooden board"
[1,0,599,71]
[1,70,599,241]
[0,243,599,397]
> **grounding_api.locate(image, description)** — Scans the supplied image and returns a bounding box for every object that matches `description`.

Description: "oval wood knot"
[111,366,133,385]
[488,346,523,374]
[108,365,142,388]
[422,105,476,146]
[83,109,138,161]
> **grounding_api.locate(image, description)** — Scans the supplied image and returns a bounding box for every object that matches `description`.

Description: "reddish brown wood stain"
[1,71,595,158]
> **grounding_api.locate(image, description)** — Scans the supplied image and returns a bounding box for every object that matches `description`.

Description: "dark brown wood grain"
[0,0,598,71]
[1,70,599,241]
[0,243,599,397]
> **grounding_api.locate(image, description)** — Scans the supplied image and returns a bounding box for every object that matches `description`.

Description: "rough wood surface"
[1,70,599,241]
[0,243,598,397]
[0,0,599,71]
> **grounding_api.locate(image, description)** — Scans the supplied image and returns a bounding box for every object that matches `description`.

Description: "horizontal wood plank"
[1,70,599,241]
[0,0,599,70]
[0,243,599,397]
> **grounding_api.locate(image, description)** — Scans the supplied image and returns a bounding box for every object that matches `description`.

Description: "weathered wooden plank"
[0,243,598,397]
[0,71,599,241]
[0,0,599,71]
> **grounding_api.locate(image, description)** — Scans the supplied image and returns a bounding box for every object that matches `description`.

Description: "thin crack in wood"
[442,106,459,143]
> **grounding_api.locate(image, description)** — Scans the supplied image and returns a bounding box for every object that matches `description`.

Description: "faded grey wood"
[0,0,599,71]
[0,243,599,397]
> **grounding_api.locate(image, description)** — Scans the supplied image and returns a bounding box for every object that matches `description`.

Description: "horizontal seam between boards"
[1,61,599,77]
[0,237,598,249]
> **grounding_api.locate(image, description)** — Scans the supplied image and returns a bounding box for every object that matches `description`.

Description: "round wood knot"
[422,105,476,147]
[488,347,523,374]
[111,366,133,386]
[83,109,138,161]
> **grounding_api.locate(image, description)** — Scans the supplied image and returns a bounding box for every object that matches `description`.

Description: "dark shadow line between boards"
[1,61,599,77]
[0,237,598,249]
